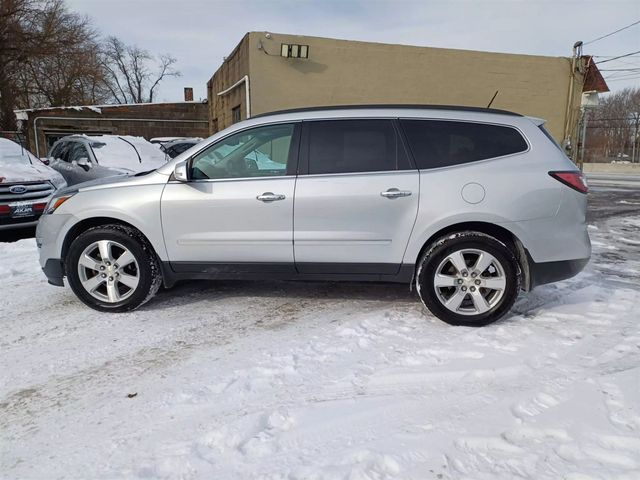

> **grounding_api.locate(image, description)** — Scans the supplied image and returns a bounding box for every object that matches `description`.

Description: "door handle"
[257,192,286,202]
[381,188,412,199]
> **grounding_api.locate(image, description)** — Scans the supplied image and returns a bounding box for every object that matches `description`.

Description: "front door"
[294,119,419,274]
[161,122,300,273]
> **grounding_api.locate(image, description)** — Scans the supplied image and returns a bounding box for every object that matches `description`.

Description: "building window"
[232,105,241,124]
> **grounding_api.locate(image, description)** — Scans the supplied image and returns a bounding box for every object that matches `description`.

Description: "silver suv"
[36,106,590,326]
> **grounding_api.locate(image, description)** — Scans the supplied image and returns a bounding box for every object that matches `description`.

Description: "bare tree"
[0,0,182,131]
[14,0,110,109]
[101,36,180,104]
[0,0,111,129]
[587,87,640,162]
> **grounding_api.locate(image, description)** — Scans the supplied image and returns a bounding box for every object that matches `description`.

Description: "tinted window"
[307,120,410,174]
[169,142,195,157]
[400,120,528,169]
[191,124,295,180]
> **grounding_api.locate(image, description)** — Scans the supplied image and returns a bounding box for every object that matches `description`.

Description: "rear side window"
[400,120,528,169]
[307,120,411,174]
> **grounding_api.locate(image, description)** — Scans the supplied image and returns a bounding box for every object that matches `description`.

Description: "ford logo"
[9,185,28,194]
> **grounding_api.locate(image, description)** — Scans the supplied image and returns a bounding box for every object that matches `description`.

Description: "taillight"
[0,205,10,215]
[549,171,588,194]
[33,202,47,212]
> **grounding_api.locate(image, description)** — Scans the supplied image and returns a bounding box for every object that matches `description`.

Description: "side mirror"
[174,160,188,182]
[41,157,51,166]
[76,157,92,171]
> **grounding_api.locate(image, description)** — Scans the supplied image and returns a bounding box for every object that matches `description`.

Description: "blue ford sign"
[9,185,28,194]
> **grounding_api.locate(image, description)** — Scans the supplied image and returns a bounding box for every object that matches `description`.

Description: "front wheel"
[65,225,162,312]
[416,232,520,326]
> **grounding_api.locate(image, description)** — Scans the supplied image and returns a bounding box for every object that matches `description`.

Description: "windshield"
[87,136,166,170]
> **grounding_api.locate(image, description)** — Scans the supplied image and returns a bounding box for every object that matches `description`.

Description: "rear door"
[294,119,419,274]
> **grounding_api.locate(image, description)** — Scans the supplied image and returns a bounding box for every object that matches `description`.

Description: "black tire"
[416,231,521,327]
[65,224,162,312]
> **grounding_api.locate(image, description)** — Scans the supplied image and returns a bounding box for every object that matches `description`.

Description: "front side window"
[400,119,528,169]
[51,142,70,162]
[68,143,90,163]
[191,123,295,180]
[306,120,410,175]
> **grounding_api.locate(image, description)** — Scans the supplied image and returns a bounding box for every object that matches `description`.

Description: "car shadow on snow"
[143,279,419,312]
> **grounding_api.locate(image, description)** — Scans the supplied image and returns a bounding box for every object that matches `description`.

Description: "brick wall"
[19,102,209,157]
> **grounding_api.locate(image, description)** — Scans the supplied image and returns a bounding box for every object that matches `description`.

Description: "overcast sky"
[67,0,640,102]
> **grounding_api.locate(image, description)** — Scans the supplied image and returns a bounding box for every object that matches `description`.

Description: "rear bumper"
[42,258,65,286]
[528,256,589,289]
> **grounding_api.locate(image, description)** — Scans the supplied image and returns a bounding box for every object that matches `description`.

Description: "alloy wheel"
[77,240,140,303]
[433,248,507,316]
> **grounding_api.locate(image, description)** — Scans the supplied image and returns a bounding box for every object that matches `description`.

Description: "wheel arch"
[62,217,158,263]
[411,221,531,291]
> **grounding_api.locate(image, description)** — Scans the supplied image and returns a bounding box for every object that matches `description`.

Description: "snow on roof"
[14,100,207,115]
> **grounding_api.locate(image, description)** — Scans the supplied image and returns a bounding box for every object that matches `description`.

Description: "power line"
[599,68,640,71]
[584,19,640,46]
[606,76,640,82]
[596,50,640,64]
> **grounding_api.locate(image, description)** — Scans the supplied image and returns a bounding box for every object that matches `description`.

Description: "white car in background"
[47,135,167,186]
[0,137,66,230]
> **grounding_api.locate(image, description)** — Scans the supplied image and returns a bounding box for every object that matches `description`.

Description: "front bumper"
[528,256,589,289]
[36,212,73,286]
[0,218,40,230]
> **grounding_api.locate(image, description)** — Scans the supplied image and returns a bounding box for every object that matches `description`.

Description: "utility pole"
[579,108,589,170]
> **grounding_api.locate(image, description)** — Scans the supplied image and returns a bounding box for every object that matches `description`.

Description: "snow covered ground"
[1,192,639,479]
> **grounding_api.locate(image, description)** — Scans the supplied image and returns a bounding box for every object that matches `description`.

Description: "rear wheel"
[416,232,520,326]
[66,225,161,312]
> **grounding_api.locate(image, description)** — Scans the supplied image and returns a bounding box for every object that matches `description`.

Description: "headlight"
[46,192,76,214]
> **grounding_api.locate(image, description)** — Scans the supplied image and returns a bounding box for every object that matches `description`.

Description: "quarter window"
[191,123,295,180]
[306,120,411,174]
[400,120,528,169]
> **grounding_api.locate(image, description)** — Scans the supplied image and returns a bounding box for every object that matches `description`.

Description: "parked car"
[36,105,590,326]
[0,138,66,230]
[47,135,167,186]
[160,138,203,159]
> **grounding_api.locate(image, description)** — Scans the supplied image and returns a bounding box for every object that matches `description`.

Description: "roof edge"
[252,104,523,119]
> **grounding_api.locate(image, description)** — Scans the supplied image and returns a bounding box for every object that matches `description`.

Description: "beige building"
[208,32,608,154]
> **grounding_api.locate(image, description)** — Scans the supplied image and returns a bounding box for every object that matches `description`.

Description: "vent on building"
[280,43,309,59]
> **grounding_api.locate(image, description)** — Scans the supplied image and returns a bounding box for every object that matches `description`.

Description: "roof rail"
[252,104,523,119]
